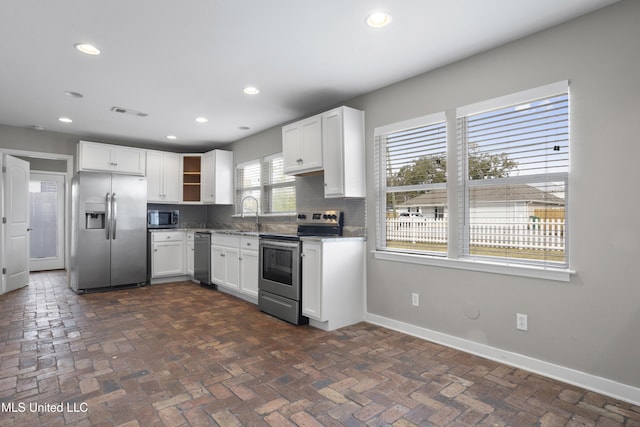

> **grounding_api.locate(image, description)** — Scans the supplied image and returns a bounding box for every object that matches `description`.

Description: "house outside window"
[376,81,569,271]
[236,153,296,215]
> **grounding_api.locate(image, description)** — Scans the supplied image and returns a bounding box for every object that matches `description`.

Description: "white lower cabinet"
[211,234,259,301]
[151,231,186,278]
[301,238,365,331]
[211,235,240,291]
[239,236,259,299]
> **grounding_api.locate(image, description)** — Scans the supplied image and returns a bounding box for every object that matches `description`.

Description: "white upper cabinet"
[146,150,181,203]
[78,140,146,175]
[283,114,323,175]
[321,106,365,198]
[282,106,365,197]
[202,149,233,204]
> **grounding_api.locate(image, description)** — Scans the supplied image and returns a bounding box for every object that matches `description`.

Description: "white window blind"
[236,160,261,214]
[457,85,569,266]
[376,113,448,254]
[264,154,296,214]
[236,154,296,215]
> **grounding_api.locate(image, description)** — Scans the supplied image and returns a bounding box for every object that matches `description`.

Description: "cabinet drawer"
[240,236,258,251]
[152,231,185,242]
[212,234,239,247]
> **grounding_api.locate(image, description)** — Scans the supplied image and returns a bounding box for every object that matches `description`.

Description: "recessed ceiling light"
[58,117,73,123]
[243,86,260,95]
[238,126,250,130]
[74,43,101,55]
[195,117,208,123]
[166,135,177,140]
[64,91,84,98]
[366,11,392,28]
[29,125,45,131]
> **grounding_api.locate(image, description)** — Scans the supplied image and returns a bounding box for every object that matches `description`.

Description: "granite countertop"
[148,228,365,240]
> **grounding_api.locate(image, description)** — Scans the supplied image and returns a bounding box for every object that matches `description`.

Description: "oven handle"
[260,240,300,250]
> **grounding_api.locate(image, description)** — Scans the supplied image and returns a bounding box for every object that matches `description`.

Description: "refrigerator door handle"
[112,193,118,240]
[106,192,111,240]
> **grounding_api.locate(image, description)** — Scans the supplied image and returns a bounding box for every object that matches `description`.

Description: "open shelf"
[183,156,201,202]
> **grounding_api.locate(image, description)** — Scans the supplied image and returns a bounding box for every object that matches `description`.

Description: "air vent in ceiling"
[110,106,149,117]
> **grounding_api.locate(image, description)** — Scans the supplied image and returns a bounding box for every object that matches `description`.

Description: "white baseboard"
[364,312,640,406]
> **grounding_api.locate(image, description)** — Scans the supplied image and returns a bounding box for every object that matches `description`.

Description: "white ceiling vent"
[110,106,149,118]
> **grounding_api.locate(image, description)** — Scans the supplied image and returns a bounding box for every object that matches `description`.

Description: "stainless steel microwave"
[147,210,179,229]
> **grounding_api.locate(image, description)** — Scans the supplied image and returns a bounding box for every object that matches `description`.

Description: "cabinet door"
[111,146,146,175]
[78,141,113,171]
[225,247,241,290]
[283,124,302,174]
[240,249,259,298]
[146,150,164,201]
[214,150,234,204]
[211,246,226,284]
[152,241,185,277]
[322,109,344,197]
[162,152,181,202]
[186,232,195,276]
[299,116,323,172]
[301,241,323,320]
[283,115,322,174]
[201,151,215,203]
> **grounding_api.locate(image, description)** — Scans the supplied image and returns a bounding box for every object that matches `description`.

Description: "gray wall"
[0,124,78,158]
[349,0,639,389]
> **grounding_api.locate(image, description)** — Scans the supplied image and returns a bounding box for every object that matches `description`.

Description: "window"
[376,112,448,254]
[376,81,569,274]
[263,154,296,214]
[457,83,569,267]
[236,160,261,214]
[236,154,296,215]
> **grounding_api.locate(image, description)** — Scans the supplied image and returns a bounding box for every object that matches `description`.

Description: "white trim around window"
[374,81,573,281]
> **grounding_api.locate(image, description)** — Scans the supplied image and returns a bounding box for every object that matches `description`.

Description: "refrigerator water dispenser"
[85,212,105,229]
[85,203,106,229]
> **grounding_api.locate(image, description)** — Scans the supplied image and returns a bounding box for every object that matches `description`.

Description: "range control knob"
[297,214,306,220]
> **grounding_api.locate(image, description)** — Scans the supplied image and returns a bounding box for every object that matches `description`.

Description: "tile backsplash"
[205,172,366,236]
[294,173,366,236]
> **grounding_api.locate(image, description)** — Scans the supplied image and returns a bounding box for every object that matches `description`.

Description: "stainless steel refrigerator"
[70,172,147,292]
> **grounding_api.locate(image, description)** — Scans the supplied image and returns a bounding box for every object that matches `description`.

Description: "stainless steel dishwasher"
[194,232,213,286]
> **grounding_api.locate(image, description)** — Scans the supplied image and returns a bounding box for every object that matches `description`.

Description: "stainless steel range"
[258,210,343,325]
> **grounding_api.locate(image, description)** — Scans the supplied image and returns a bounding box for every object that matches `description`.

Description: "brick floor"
[1,271,639,426]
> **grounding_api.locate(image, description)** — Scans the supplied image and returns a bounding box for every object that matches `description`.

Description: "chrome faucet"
[240,195,261,231]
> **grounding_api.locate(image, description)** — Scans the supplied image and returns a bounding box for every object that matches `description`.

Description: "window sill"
[372,250,574,282]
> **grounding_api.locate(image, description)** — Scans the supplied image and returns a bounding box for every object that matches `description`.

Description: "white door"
[2,155,30,294]
[29,173,65,271]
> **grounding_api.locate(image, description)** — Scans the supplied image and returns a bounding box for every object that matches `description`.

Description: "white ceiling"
[0,0,620,151]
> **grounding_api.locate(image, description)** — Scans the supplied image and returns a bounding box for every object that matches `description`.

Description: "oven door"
[259,238,301,301]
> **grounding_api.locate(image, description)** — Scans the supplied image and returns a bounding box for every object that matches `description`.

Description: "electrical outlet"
[412,293,419,307]
[516,313,528,331]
